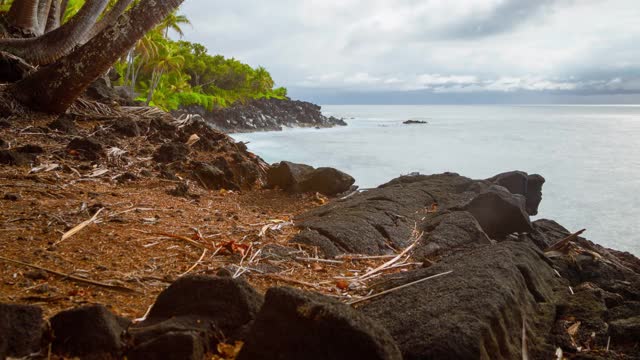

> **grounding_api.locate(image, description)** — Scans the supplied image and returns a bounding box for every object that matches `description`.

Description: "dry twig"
[56,208,104,245]
[0,255,136,293]
[348,270,452,305]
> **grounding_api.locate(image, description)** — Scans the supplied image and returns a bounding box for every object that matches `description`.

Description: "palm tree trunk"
[11,0,185,114]
[44,0,60,33]
[36,0,53,35]
[0,0,110,65]
[82,0,133,43]
[7,0,40,35]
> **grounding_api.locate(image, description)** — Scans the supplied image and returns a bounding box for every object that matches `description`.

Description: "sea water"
[232,105,640,255]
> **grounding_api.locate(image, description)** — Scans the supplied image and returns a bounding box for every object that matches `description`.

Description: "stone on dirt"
[0,303,44,359]
[66,137,104,161]
[50,304,130,358]
[127,331,205,360]
[152,142,189,163]
[237,287,402,360]
[0,149,35,166]
[130,275,263,351]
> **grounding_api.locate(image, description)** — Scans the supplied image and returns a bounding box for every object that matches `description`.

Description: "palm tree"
[160,10,189,38]
[0,0,110,65]
[10,0,186,113]
[145,41,184,104]
[82,0,133,42]
[6,0,40,35]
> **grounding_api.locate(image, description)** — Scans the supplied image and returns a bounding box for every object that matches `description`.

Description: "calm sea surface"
[232,105,640,255]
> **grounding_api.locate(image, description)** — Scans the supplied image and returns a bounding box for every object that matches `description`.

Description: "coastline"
[1,105,639,359]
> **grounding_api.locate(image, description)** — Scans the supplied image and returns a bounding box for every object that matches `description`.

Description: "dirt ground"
[0,113,411,320]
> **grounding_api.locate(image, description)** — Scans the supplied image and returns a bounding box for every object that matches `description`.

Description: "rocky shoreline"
[173,98,347,133]
[1,104,639,359]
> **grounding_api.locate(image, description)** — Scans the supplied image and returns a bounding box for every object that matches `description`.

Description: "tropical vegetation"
[0,0,287,114]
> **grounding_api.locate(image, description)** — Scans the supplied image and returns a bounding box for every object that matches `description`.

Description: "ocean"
[232,105,640,256]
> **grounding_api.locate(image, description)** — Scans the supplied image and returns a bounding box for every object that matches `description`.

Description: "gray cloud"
[178,0,640,103]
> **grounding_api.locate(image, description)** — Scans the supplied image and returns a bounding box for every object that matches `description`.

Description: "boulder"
[153,142,189,163]
[130,276,263,350]
[292,173,482,257]
[0,303,45,359]
[237,287,402,360]
[488,171,545,216]
[127,331,205,360]
[413,211,492,261]
[266,161,314,191]
[50,304,130,358]
[66,137,104,161]
[464,186,533,240]
[191,162,234,190]
[299,167,356,196]
[360,242,564,360]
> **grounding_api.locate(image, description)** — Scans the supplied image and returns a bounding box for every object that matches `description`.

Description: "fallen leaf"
[336,280,349,290]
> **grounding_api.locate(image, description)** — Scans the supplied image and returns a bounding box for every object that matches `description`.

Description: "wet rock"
[266,161,314,191]
[413,211,492,260]
[153,142,188,163]
[50,304,130,358]
[0,303,45,359]
[47,117,77,134]
[488,171,545,215]
[131,276,263,349]
[112,118,141,137]
[299,167,356,196]
[0,149,35,166]
[3,193,21,201]
[237,287,402,360]
[360,242,564,360]
[127,331,205,360]
[292,173,481,257]
[403,120,428,124]
[464,186,533,240]
[66,137,104,161]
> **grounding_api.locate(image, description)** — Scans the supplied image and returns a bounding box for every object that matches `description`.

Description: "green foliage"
[116,12,287,111]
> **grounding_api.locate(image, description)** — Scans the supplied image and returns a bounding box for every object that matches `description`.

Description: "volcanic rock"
[237,287,402,360]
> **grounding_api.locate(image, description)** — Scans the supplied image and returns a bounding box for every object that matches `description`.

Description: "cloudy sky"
[179,0,640,104]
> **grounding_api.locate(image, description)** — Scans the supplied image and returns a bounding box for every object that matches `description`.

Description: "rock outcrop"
[267,161,355,196]
[360,241,563,359]
[237,287,402,360]
[174,98,347,133]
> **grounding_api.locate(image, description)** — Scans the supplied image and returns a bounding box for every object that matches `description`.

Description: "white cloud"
[179,0,640,99]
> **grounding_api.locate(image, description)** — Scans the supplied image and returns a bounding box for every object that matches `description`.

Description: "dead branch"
[545,229,586,252]
[0,255,137,293]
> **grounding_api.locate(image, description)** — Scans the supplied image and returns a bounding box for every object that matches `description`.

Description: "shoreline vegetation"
[0,1,639,359]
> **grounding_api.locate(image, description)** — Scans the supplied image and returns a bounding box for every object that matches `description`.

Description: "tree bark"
[11,0,185,114]
[0,0,110,65]
[82,0,134,43]
[7,0,40,35]
[36,0,53,34]
[44,0,60,33]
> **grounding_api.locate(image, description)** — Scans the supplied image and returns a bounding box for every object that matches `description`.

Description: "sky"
[179,0,640,104]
